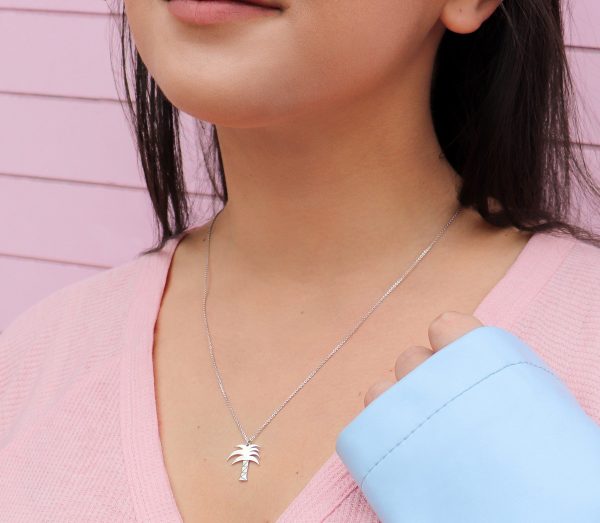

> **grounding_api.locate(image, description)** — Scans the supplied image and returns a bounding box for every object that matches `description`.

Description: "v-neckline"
[120,223,575,522]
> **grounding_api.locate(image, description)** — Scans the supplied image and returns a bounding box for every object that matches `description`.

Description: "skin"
[365,311,483,406]
[123,0,529,521]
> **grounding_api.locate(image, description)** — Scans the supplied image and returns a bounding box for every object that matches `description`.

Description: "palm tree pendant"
[227,443,261,481]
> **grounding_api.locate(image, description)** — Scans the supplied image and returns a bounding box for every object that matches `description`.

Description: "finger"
[394,345,434,381]
[428,311,483,352]
[364,379,396,408]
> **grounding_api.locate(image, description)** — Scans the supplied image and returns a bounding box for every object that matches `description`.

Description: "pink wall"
[1,1,599,330]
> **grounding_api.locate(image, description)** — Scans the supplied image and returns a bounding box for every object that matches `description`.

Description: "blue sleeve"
[335,325,600,523]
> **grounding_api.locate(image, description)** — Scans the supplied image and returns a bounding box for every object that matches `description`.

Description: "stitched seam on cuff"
[359,361,555,489]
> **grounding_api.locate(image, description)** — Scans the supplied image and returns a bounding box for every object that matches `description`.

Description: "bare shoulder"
[171,221,211,264]
[161,221,211,295]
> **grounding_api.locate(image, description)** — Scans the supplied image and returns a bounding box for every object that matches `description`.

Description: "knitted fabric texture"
[1,229,599,522]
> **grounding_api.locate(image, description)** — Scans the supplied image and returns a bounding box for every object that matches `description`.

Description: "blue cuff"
[335,326,600,522]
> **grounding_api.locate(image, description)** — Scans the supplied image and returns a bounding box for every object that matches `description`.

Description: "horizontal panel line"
[566,44,600,53]
[575,142,600,149]
[0,251,111,270]
[582,143,600,150]
[0,90,123,104]
[0,171,214,197]
[0,6,116,17]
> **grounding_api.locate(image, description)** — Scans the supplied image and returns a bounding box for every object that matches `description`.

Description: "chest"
[151,271,498,522]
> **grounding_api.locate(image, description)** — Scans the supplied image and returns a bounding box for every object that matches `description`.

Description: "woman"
[1,0,599,521]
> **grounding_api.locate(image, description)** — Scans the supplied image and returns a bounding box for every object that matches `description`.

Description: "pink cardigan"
[1,227,599,522]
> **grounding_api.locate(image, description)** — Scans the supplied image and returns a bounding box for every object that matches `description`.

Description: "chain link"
[202,204,463,444]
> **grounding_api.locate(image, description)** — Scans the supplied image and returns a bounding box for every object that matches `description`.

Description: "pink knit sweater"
[1,227,599,522]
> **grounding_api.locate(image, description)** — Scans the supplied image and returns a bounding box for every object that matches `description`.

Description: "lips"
[167,0,283,9]
[231,0,282,9]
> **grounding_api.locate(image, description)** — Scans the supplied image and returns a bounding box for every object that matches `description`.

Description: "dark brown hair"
[114,0,600,255]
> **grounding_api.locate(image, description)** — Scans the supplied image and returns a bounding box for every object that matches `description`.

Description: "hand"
[364,311,483,407]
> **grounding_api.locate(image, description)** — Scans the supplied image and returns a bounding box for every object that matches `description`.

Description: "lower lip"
[167,0,281,26]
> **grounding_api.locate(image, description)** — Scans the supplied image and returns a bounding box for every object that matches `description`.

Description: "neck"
[210,53,465,283]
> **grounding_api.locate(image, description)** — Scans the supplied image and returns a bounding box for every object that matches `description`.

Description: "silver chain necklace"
[201,204,463,481]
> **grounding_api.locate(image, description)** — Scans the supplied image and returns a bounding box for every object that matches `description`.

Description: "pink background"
[0,0,599,330]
